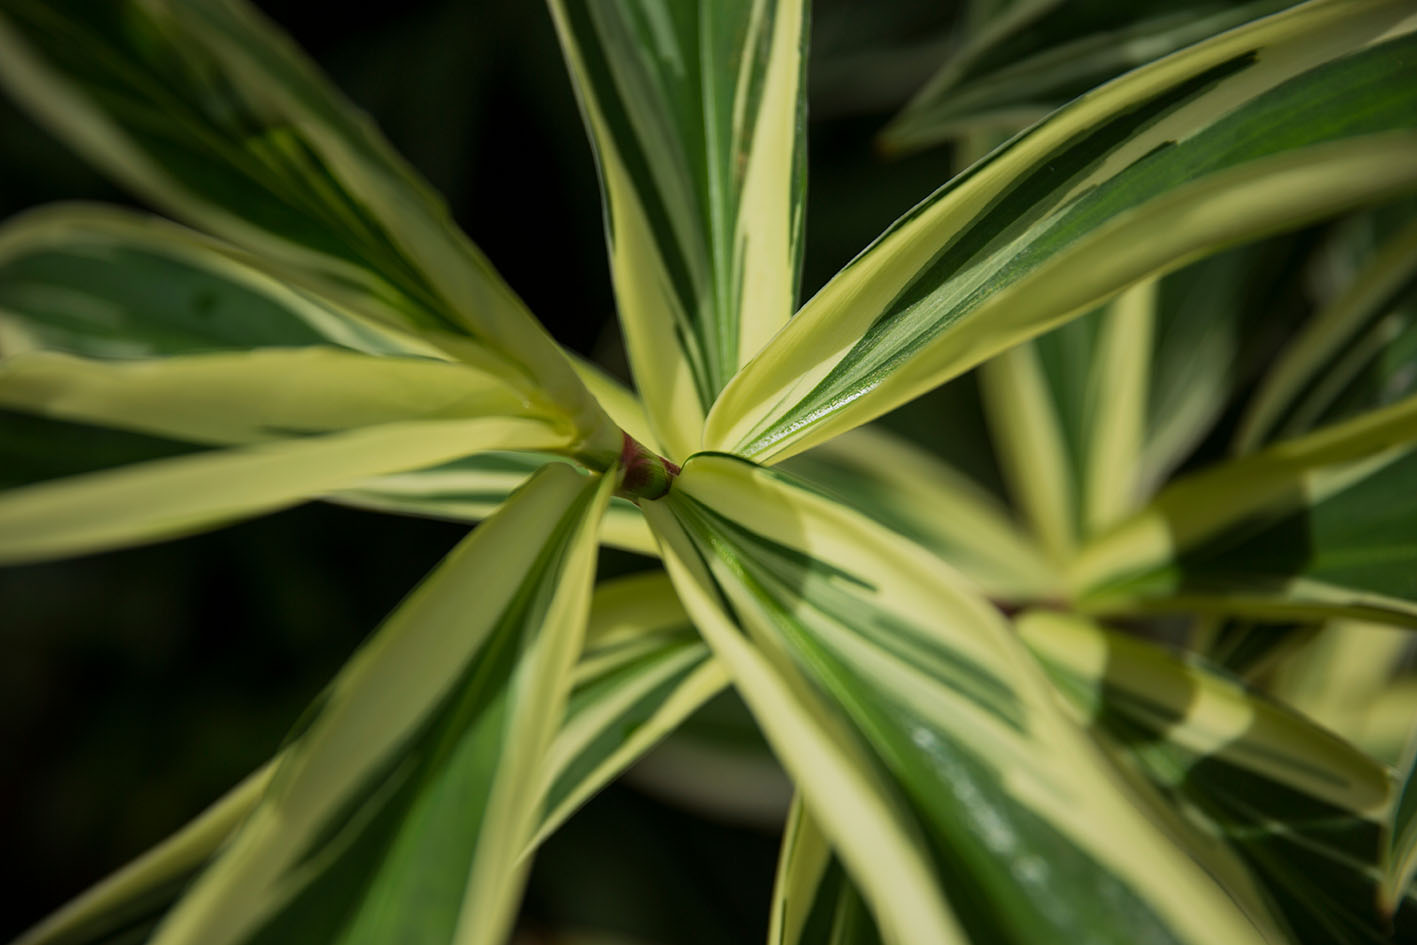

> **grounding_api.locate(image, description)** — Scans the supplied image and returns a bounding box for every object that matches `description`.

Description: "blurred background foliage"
[0,0,1344,941]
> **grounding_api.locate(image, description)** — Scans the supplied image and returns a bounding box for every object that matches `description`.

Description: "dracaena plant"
[3,0,1417,943]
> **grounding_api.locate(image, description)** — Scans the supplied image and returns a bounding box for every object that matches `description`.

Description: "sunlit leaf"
[148,462,611,945]
[0,414,571,564]
[12,574,724,945]
[0,0,617,452]
[779,424,1057,601]
[644,453,1281,945]
[705,0,1417,463]
[546,0,808,459]
[1073,394,1417,627]
[1018,609,1410,944]
[767,797,882,945]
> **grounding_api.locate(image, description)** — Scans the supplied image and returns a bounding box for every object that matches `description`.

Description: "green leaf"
[768,797,882,945]
[0,0,617,454]
[0,205,441,362]
[1387,744,1417,916]
[884,0,1299,150]
[148,462,612,945]
[530,571,728,849]
[332,451,657,557]
[1017,609,1407,945]
[1238,209,1417,450]
[1268,619,1414,762]
[705,0,1417,464]
[0,205,607,562]
[12,761,278,945]
[0,414,571,564]
[13,574,723,945]
[329,365,664,556]
[644,453,1283,945]
[0,347,555,446]
[1140,235,1312,488]
[1072,393,1417,627]
[546,0,808,460]
[778,424,1057,601]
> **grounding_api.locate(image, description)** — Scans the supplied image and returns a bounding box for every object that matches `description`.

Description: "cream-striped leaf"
[333,451,656,557]
[768,797,881,945]
[1018,609,1408,944]
[779,424,1057,602]
[547,0,808,460]
[0,348,550,446]
[0,0,617,455]
[530,571,727,849]
[1238,208,1417,451]
[884,0,1299,151]
[644,453,1281,945]
[13,574,723,945]
[705,0,1417,464]
[147,462,611,945]
[1072,393,1417,627]
[0,414,571,564]
[12,761,278,945]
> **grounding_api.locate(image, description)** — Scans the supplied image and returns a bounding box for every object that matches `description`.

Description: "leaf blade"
[706,0,1417,463]
[547,0,808,458]
[645,454,1283,945]
[148,462,612,945]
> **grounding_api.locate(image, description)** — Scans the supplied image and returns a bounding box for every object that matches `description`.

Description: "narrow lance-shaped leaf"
[547,0,808,459]
[768,796,882,945]
[0,205,593,563]
[148,462,612,945]
[778,424,1057,602]
[1017,609,1409,944]
[1072,392,1417,627]
[0,205,448,362]
[0,0,618,454]
[644,454,1285,945]
[884,0,1299,150]
[0,413,572,565]
[13,573,725,945]
[1385,726,1417,913]
[528,571,728,850]
[328,358,667,557]
[1237,210,1417,450]
[333,451,657,557]
[1267,619,1412,761]
[1140,234,1312,489]
[705,0,1417,464]
[12,761,278,945]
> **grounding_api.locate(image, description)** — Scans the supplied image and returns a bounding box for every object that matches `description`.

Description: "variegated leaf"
[547,0,808,460]
[12,762,278,945]
[1072,393,1417,627]
[1018,609,1410,944]
[0,412,572,564]
[884,0,1299,150]
[768,796,882,945]
[705,0,1417,464]
[779,424,1057,602]
[147,462,611,945]
[644,453,1283,945]
[0,0,618,454]
[1238,206,1417,450]
[12,573,723,945]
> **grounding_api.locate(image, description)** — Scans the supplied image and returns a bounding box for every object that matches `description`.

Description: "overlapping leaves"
[646,454,1280,945]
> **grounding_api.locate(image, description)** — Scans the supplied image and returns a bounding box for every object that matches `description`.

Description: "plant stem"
[616,433,681,500]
